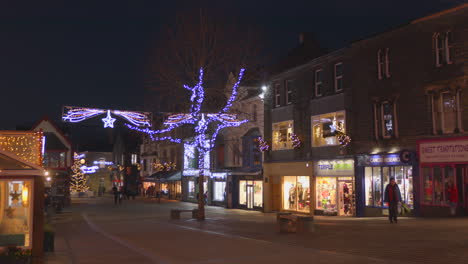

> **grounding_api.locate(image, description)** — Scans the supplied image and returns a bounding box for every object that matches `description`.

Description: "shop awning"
[143,171,181,183]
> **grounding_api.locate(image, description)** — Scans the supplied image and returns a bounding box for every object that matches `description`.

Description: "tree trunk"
[197,150,206,220]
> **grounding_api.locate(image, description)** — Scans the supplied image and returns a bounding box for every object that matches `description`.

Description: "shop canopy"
[143,171,181,183]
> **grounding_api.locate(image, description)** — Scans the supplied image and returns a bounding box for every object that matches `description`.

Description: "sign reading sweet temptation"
[419,138,468,163]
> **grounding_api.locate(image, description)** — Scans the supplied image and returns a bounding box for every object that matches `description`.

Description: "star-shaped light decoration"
[102,110,116,128]
[5,206,15,218]
[9,191,21,202]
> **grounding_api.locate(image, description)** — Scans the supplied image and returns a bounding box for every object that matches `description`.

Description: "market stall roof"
[0,150,45,176]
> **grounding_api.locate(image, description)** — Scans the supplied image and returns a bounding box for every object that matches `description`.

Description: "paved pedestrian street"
[45,197,468,264]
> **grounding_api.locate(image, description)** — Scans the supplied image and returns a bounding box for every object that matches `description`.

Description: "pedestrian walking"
[112,186,119,205]
[118,186,124,204]
[384,178,402,223]
[447,183,458,216]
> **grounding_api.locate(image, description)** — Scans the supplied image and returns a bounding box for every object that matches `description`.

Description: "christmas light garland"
[62,106,151,128]
[257,137,269,152]
[290,133,301,149]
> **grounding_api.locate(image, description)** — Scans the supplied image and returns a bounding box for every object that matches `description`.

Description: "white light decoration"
[127,68,248,189]
[93,160,114,166]
[102,110,116,128]
[80,165,99,174]
[62,106,152,127]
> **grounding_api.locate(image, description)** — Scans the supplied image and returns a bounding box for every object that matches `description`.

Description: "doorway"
[239,180,263,209]
[338,178,354,216]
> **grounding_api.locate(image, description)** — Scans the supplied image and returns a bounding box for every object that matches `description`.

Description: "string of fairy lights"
[0,132,43,166]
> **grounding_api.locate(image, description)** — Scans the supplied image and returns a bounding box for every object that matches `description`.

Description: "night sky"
[0,0,460,130]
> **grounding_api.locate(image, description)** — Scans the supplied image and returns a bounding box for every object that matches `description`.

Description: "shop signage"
[369,154,401,164]
[315,159,354,176]
[419,138,468,163]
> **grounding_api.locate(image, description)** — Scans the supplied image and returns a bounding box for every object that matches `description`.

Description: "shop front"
[314,159,355,216]
[418,137,468,216]
[263,161,313,214]
[356,152,417,217]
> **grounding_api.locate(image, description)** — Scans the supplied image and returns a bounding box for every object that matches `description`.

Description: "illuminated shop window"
[422,166,456,206]
[312,111,345,147]
[283,176,310,212]
[213,182,226,201]
[272,121,294,151]
[365,166,413,208]
[0,180,33,248]
[239,180,263,208]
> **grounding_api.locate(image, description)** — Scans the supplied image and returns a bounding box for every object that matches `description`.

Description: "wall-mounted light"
[22,184,29,207]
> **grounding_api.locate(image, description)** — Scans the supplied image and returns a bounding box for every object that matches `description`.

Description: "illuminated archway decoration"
[62,106,152,128]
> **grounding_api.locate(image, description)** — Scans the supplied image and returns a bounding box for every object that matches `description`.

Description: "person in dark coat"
[384,178,402,223]
[112,186,119,205]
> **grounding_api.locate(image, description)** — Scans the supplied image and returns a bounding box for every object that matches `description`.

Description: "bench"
[277,213,314,233]
[170,209,199,219]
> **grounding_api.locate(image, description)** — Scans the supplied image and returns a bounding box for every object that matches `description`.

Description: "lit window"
[272,120,294,150]
[334,63,343,92]
[131,154,137,165]
[373,101,398,139]
[213,181,226,201]
[283,176,310,212]
[0,180,33,248]
[381,102,395,138]
[315,69,323,97]
[286,80,293,104]
[312,111,345,147]
[431,91,462,134]
[274,84,281,107]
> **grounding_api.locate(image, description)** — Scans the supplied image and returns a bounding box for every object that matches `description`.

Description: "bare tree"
[144,7,266,113]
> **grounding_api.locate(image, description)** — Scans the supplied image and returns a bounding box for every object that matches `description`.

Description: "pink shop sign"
[419,139,468,163]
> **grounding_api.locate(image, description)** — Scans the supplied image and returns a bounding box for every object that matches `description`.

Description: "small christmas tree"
[70,153,89,193]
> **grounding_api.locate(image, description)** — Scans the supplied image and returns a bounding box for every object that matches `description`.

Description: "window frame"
[311,111,346,147]
[380,101,397,139]
[432,91,462,134]
[377,49,384,80]
[314,69,323,97]
[385,48,390,78]
[274,83,281,107]
[334,62,343,92]
[272,120,294,151]
[285,79,293,105]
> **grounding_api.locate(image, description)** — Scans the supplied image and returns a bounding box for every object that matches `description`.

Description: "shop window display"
[312,111,345,147]
[272,121,293,151]
[365,166,413,208]
[0,180,32,248]
[316,177,337,212]
[239,180,263,208]
[213,182,226,201]
[283,176,310,212]
[422,166,457,206]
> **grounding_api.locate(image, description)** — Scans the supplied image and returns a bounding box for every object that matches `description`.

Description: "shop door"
[246,184,254,209]
[457,165,468,211]
[338,179,354,216]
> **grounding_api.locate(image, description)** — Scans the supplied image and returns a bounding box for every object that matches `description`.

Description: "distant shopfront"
[356,152,417,217]
[314,159,355,216]
[418,137,468,216]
